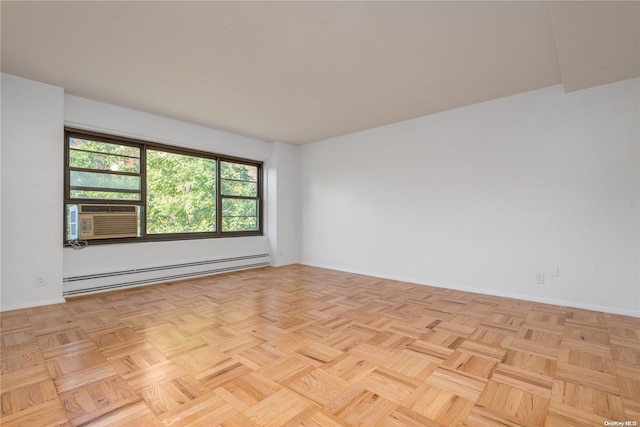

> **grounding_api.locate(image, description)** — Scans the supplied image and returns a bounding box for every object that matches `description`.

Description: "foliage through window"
[64,129,262,243]
[146,150,217,234]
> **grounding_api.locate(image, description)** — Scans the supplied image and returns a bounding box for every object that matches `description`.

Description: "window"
[68,137,141,201]
[221,161,259,232]
[146,150,217,234]
[64,129,262,244]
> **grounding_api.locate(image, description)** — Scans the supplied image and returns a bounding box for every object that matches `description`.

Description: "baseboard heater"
[62,254,270,297]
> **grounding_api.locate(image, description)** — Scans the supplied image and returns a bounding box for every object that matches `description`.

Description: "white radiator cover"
[62,253,269,297]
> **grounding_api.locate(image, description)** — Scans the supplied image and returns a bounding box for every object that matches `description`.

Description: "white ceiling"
[2,1,638,145]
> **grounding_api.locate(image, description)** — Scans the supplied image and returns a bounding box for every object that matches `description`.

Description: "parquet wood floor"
[1,265,639,426]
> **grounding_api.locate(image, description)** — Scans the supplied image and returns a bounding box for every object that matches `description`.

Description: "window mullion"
[141,146,147,237]
[216,157,222,234]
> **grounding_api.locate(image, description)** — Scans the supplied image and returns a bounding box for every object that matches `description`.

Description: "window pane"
[222,198,258,231]
[70,150,140,173]
[220,162,258,196]
[221,179,257,197]
[70,171,140,191]
[69,138,140,158]
[146,150,216,234]
[220,162,257,181]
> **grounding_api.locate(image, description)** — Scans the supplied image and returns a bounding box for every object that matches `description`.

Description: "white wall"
[301,78,640,316]
[1,74,65,310]
[637,78,640,314]
[273,142,302,266]
[65,95,272,161]
[63,95,276,279]
[266,141,301,266]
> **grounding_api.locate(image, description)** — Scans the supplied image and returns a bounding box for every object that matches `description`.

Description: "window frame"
[64,128,263,245]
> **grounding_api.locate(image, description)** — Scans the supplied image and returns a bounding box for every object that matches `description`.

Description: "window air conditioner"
[78,204,138,239]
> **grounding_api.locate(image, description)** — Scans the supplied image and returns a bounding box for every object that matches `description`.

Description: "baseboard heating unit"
[62,254,270,297]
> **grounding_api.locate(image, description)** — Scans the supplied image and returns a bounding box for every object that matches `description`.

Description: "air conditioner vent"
[80,205,137,213]
[108,205,137,213]
[92,215,137,236]
[80,205,111,213]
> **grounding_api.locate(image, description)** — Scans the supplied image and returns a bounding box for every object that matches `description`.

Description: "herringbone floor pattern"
[1,265,638,426]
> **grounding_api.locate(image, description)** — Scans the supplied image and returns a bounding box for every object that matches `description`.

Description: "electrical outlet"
[535,272,545,284]
[35,275,47,287]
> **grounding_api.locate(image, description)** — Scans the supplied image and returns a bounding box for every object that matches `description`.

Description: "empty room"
[1,1,639,426]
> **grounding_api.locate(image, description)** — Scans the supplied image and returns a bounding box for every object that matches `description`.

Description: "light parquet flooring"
[2,265,639,426]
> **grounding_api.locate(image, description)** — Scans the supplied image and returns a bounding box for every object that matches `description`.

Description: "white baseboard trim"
[63,254,269,297]
[1,298,67,313]
[301,262,640,318]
